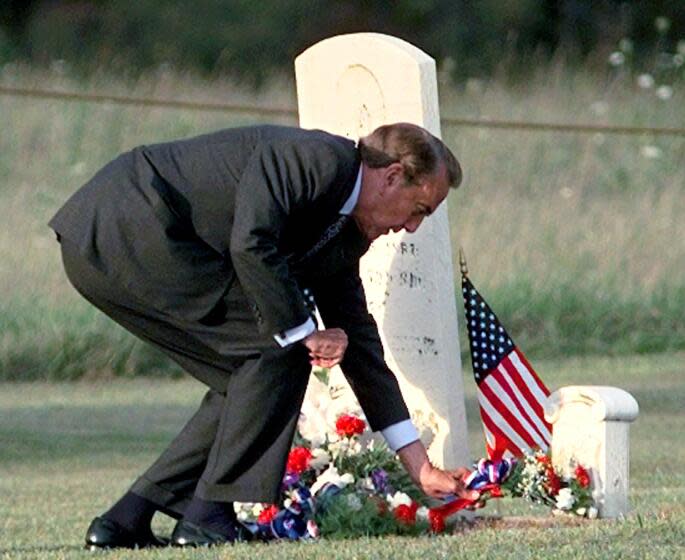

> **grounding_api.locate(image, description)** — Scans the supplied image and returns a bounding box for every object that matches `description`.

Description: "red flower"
[286,446,312,474]
[335,414,366,437]
[257,504,279,524]
[394,502,419,525]
[575,465,591,488]
[536,453,551,467]
[428,509,445,533]
[545,467,561,496]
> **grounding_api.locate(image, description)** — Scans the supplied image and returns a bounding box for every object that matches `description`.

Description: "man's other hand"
[302,328,348,368]
[397,440,480,501]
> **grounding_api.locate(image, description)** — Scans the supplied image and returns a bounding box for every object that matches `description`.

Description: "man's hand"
[302,328,348,368]
[397,440,480,501]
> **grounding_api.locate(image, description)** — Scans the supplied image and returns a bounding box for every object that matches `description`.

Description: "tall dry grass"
[0,60,683,379]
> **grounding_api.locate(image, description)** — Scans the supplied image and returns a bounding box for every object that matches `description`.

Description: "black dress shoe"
[84,516,168,550]
[171,519,252,547]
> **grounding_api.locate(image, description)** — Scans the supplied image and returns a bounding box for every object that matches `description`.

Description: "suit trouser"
[59,240,311,517]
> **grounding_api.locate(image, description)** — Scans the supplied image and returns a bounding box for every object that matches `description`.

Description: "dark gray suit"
[50,125,410,509]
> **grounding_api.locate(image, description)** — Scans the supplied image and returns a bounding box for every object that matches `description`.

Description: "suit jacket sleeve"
[229,137,351,337]
[312,264,411,432]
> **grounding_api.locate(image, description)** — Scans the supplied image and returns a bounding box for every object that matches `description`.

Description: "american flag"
[460,253,552,460]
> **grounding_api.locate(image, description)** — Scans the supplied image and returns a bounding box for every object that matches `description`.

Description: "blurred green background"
[1,1,684,83]
[0,2,684,381]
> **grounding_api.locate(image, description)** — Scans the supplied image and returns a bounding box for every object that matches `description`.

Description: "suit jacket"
[49,125,410,431]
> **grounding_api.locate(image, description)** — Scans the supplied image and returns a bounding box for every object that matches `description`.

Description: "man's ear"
[383,162,405,189]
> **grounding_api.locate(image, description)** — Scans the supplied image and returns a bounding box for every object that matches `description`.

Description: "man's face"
[353,162,450,242]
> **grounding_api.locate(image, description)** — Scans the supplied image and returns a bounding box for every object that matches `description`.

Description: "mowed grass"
[1,353,683,559]
[0,61,684,380]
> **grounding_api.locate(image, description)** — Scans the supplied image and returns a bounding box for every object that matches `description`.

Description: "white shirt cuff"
[381,419,420,451]
[274,317,317,347]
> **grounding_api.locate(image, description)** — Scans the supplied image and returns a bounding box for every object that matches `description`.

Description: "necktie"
[297,214,350,263]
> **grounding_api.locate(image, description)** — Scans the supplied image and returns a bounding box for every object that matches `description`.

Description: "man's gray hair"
[358,123,462,188]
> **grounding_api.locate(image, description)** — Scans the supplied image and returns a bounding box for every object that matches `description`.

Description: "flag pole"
[459,247,468,278]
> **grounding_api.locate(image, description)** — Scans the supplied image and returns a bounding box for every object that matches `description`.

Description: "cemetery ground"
[1,61,683,558]
[1,352,683,559]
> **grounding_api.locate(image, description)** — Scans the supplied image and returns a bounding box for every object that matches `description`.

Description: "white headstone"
[545,386,639,518]
[295,33,469,468]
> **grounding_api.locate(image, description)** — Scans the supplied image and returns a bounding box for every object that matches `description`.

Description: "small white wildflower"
[587,506,599,519]
[640,145,662,159]
[340,473,355,485]
[656,85,673,100]
[360,477,375,491]
[416,506,430,521]
[346,494,363,511]
[655,16,671,34]
[608,51,625,66]
[576,507,587,517]
[310,465,353,495]
[619,38,633,53]
[387,491,413,509]
[637,73,654,89]
[309,448,331,470]
[555,488,576,511]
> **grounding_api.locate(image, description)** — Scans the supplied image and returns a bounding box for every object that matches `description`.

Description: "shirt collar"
[339,165,362,215]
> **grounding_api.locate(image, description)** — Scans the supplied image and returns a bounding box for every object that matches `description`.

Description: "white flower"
[656,85,673,100]
[309,448,331,470]
[555,488,576,510]
[340,473,355,485]
[416,506,430,521]
[576,507,586,516]
[640,145,662,159]
[608,51,625,66]
[310,465,354,495]
[360,477,375,491]
[637,73,654,89]
[587,506,599,519]
[346,494,363,511]
[655,16,670,34]
[387,491,412,509]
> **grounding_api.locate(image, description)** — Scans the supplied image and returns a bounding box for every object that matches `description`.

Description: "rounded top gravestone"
[295,33,469,468]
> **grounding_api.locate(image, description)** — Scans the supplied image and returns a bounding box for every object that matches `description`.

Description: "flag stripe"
[481,376,546,449]
[478,400,528,457]
[504,352,551,428]
[477,389,532,454]
[492,364,551,445]
[515,350,551,397]
[479,380,538,448]
[510,350,551,401]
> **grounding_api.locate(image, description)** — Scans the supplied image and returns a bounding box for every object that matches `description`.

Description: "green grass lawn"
[1,353,683,559]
